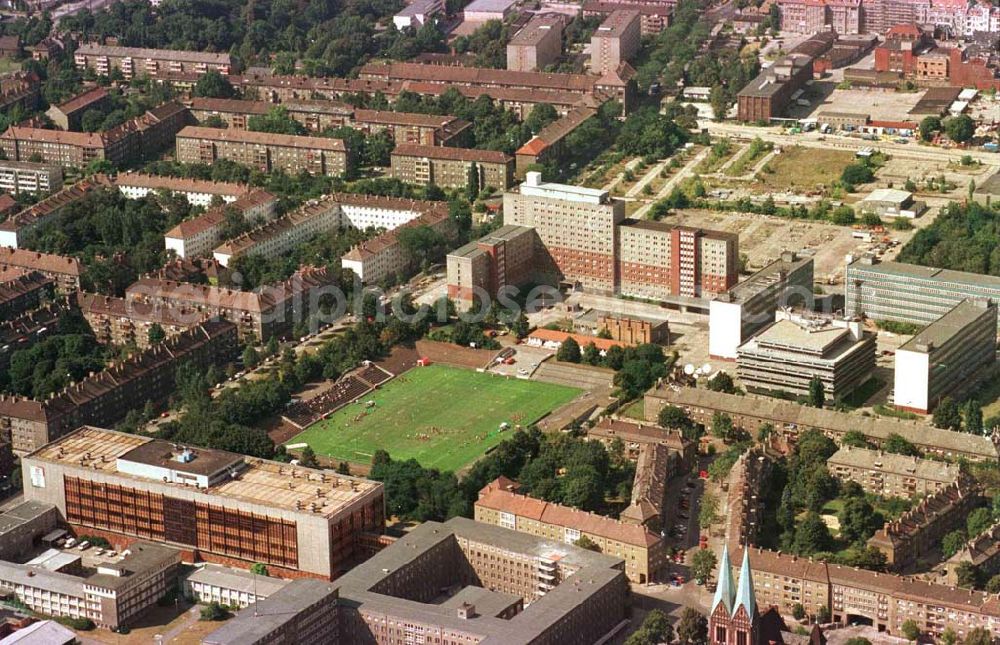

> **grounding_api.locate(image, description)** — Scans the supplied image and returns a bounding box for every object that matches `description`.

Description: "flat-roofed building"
[643,386,999,463]
[164,189,278,259]
[474,477,664,583]
[463,0,519,21]
[503,171,625,294]
[393,0,445,29]
[583,1,672,34]
[391,143,514,190]
[73,44,231,79]
[893,298,997,414]
[45,87,110,131]
[0,500,58,561]
[827,445,960,498]
[0,320,238,453]
[709,251,815,359]
[0,541,180,631]
[737,310,876,401]
[507,13,565,72]
[185,564,289,608]
[846,255,1000,332]
[0,161,62,195]
[175,126,347,177]
[595,313,670,345]
[22,426,385,580]
[202,579,340,645]
[591,10,641,75]
[858,188,924,218]
[446,224,537,309]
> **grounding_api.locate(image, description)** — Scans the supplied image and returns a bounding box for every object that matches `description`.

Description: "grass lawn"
[757,147,856,191]
[288,365,581,471]
[620,399,647,421]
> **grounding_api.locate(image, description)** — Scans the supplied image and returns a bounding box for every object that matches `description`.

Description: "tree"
[711,412,735,442]
[901,619,921,642]
[816,606,831,623]
[337,462,351,475]
[574,534,601,552]
[838,497,880,544]
[808,376,825,408]
[941,628,958,645]
[707,371,737,394]
[841,163,874,187]
[944,114,975,143]
[193,70,236,99]
[299,446,320,468]
[942,529,967,558]
[699,492,719,529]
[466,162,480,200]
[556,337,581,363]
[199,602,229,621]
[830,205,856,225]
[793,511,833,554]
[963,629,993,645]
[511,312,530,339]
[967,507,992,537]
[627,610,674,645]
[963,399,984,436]
[884,433,921,457]
[919,115,941,141]
[242,345,260,369]
[526,103,558,133]
[266,335,280,357]
[986,574,1000,593]
[792,603,806,621]
[250,563,269,576]
[582,342,601,366]
[147,323,166,345]
[691,548,718,584]
[955,561,980,589]
[860,212,883,227]
[249,106,306,135]
[677,607,708,645]
[710,85,729,121]
[933,396,963,431]
[841,430,870,448]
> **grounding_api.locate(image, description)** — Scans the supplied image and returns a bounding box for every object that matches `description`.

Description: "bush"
[55,616,95,630]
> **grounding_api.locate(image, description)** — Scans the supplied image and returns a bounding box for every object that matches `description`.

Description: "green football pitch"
[287,364,580,471]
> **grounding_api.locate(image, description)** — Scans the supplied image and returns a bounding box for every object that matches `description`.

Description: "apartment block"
[0,175,112,248]
[846,256,1000,331]
[352,109,471,146]
[0,541,179,631]
[0,72,40,115]
[114,172,250,207]
[207,517,627,645]
[709,252,815,359]
[503,172,625,294]
[0,161,63,195]
[507,14,565,72]
[944,522,1000,587]
[643,386,998,462]
[474,477,664,583]
[45,87,110,131]
[0,248,81,293]
[76,292,206,348]
[341,206,452,285]
[188,97,353,132]
[893,299,997,414]
[737,311,877,401]
[515,105,597,177]
[22,426,385,580]
[0,320,238,453]
[868,476,983,569]
[617,220,738,300]
[583,1,671,34]
[591,10,641,75]
[391,143,514,190]
[73,44,231,79]
[164,189,278,259]
[446,224,537,309]
[185,564,289,609]
[175,126,347,177]
[827,445,960,498]
[125,266,339,341]
[0,272,53,320]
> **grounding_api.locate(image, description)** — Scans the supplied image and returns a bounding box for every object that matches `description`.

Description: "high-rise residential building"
[503,171,625,294]
[709,252,814,360]
[582,1,674,35]
[73,44,231,79]
[845,255,1000,331]
[736,310,877,401]
[590,9,642,75]
[22,426,385,580]
[893,298,996,414]
[446,225,537,309]
[507,13,565,72]
[175,126,347,177]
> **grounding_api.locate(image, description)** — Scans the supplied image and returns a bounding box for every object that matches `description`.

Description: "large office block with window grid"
[21,427,385,580]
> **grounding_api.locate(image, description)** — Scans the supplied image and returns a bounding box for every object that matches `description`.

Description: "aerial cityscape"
[0,0,995,642]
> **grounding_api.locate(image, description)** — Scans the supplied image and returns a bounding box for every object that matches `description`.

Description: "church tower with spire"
[709,547,760,645]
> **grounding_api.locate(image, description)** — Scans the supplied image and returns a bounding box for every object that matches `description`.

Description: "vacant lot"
[757,146,856,192]
[288,365,580,471]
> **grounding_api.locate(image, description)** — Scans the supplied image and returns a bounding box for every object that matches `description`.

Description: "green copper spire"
[734,548,757,618]
[712,544,736,615]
